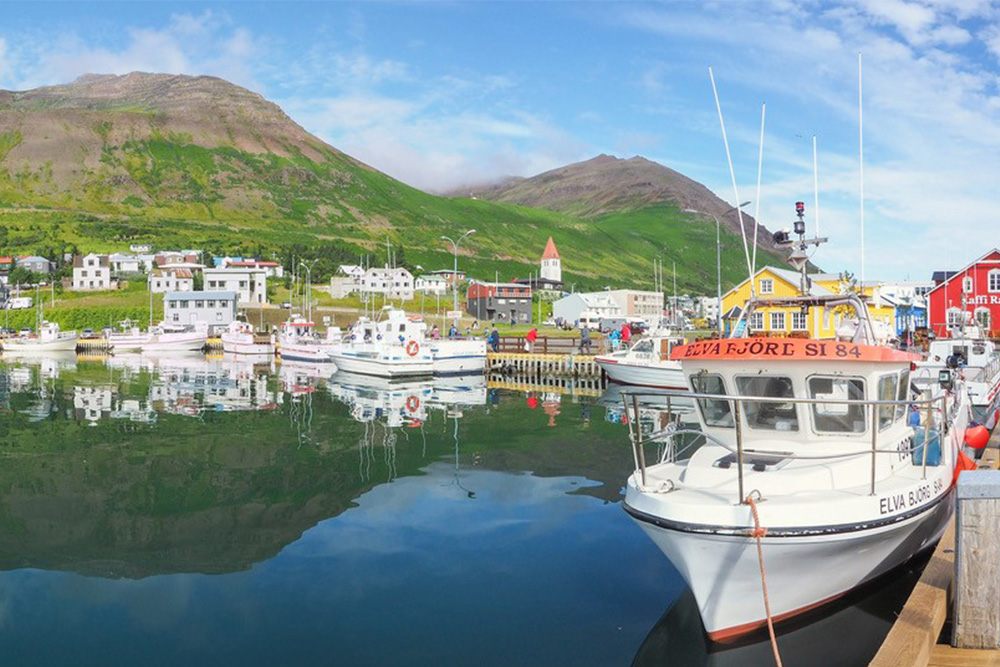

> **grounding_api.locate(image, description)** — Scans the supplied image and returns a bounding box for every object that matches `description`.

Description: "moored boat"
[221,320,275,355]
[329,309,433,378]
[2,321,79,353]
[913,328,1000,430]
[620,293,975,641]
[595,330,687,389]
[277,317,341,363]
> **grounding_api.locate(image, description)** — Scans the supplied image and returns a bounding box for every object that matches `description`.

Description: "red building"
[927,248,1000,337]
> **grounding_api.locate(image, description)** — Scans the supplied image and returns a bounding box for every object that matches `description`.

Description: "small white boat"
[595,331,687,389]
[330,309,433,378]
[221,320,275,356]
[278,317,341,363]
[621,293,976,641]
[914,328,1000,430]
[141,322,208,352]
[2,321,79,353]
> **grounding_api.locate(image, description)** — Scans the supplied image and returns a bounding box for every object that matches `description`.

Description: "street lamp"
[441,229,475,328]
[683,201,750,337]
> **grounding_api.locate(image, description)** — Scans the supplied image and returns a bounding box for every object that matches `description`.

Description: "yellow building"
[721,267,895,338]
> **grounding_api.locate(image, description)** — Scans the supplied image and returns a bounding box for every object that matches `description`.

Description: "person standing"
[489,327,500,352]
[608,327,620,351]
[579,326,592,354]
[526,327,538,353]
[621,322,632,347]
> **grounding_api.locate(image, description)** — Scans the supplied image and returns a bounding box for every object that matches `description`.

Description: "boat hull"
[3,337,79,352]
[595,357,687,389]
[428,340,487,375]
[279,343,334,363]
[625,492,953,640]
[222,338,274,356]
[141,334,208,352]
[330,351,433,378]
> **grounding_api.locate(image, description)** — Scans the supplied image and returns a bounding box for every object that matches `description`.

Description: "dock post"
[954,469,1000,649]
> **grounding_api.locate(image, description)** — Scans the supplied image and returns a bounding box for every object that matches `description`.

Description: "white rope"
[709,66,755,294]
[751,102,766,280]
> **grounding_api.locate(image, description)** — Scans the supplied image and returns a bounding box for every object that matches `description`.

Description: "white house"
[361,266,414,300]
[108,253,143,274]
[415,274,448,295]
[203,267,267,305]
[150,268,194,293]
[552,291,623,325]
[164,290,238,330]
[72,254,115,291]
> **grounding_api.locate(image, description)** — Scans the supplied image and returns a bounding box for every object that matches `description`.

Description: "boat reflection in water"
[633,550,929,666]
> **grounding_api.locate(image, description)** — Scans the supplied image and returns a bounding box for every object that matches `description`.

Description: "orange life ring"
[406,395,420,412]
[406,340,419,356]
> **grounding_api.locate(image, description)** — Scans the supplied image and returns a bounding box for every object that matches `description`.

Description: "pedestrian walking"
[526,327,538,353]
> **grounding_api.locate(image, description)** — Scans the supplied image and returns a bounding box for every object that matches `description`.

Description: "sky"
[0,1,997,281]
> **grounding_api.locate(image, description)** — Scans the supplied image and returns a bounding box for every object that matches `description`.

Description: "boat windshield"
[735,376,798,431]
[809,376,866,434]
[690,374,733,428]
[630,340,653,355]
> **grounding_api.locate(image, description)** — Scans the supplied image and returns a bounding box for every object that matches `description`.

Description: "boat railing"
[621,388,952,503]
[967,354,1000,385]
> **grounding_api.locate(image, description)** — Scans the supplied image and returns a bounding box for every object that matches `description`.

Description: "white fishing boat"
[595,331,688,389]
[620,291,977,641]
[913,326,1000,430]
[2,321,79,353]
[221,320,275,356]
[277,317,341,363]
[426,337,487,375]
[141,322,208,352]
[330,309,433,378]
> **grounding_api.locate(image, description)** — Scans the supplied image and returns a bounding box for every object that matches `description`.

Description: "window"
[216,312,223,321]
[195,300,204,308]
[990,270,1000,293]
[809,376,866,433]
[172,313,179,322]
[770,311,786,331]
[963,276,973,293]
[179,301,188,309]
[791,311,808,331]
[749,312,764,331]
[760,278,774,294]
[207,300,215,308]
[735,376,799,431]
[896,370,909,422]
[877,374,898,431]
[947,308,965,327]
[169,301,177,309]
[239,281,248,288]
[81,270,87,277]
[976,307,991,332]
[691,374,733,427]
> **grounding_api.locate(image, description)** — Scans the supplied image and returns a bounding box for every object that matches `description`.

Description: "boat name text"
[878,479,943,515]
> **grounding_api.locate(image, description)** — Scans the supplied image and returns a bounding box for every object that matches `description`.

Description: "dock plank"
[929,644,1000,666]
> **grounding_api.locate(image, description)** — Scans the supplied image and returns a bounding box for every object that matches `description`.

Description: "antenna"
[858,52,865,286]
[813,135,821,235]
[709,66,754,292]
[751,102,765,280]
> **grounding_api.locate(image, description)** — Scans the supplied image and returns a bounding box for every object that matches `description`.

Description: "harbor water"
[0,353,923,666]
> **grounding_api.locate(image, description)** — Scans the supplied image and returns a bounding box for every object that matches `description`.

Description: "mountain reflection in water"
[0,356,927,666]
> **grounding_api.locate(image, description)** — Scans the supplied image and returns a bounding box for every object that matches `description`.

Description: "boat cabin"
[672,338,922,452]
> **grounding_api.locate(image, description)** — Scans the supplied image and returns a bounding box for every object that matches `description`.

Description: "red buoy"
[965,424,990,450]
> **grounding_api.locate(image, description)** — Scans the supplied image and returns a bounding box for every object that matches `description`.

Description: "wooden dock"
[486,373,604,397]
[485,352,601,377]
[870,439,1000,667]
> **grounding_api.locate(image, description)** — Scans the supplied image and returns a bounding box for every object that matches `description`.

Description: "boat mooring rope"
[747,495,783,667]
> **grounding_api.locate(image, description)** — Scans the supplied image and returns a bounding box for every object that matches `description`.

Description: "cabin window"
[809,376,866,434]
[691,374,733,428]
[735,376,799,431]
[631,339,653,354]
[878,374,898,431]
[749,312,764,331]
[760,278,774,294]
[770,311,786,331]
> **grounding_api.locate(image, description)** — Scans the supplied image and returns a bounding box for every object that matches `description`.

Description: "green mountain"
[0,72,783,292]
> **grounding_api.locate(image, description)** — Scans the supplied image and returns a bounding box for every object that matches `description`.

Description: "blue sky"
[0,1,997,280]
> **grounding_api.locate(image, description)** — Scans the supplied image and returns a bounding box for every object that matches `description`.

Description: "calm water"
[0,353,920,666]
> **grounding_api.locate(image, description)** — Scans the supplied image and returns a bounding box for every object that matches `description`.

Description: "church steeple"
[540,237,561,284]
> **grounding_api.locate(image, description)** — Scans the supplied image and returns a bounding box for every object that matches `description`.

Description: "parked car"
[81,328,96,339]
[280,301,292,309]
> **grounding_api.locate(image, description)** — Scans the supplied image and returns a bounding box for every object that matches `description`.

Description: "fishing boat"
[105,320,208,353]
[620,287,978,641]
[330,309,433,378]
[913,325,1000,430]
[594,330,687,389]
[2,321,79,353]
[221,320,275,356]
[426,336,487,375]
[277,316,341,363]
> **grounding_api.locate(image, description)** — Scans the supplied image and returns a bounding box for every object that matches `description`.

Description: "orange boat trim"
[671,337,921,363]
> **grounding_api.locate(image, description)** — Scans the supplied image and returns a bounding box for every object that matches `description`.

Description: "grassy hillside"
[0,73,786,294]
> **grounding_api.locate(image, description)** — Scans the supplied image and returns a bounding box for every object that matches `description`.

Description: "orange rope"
[747,495,783,667]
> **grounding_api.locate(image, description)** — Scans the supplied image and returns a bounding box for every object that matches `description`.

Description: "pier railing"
[621,388,952,503]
